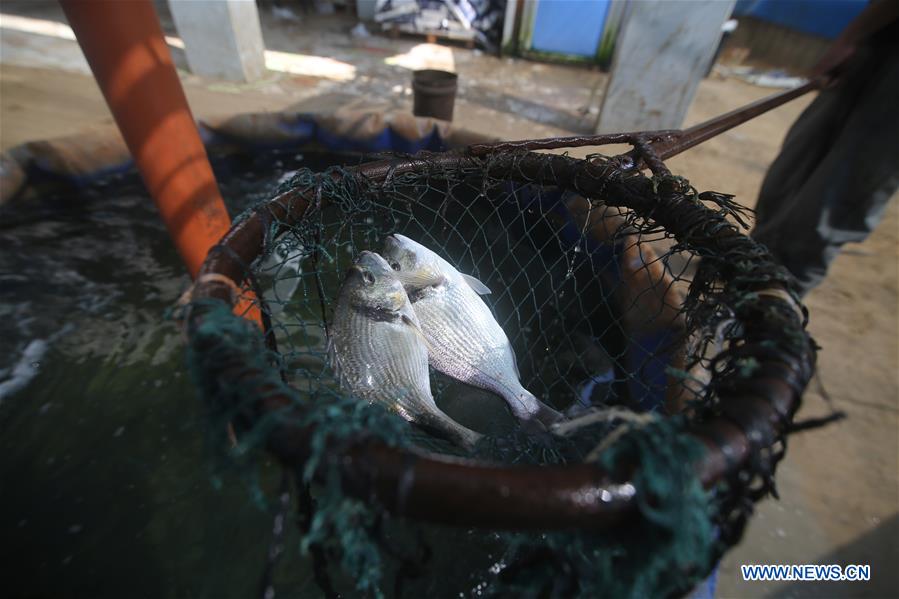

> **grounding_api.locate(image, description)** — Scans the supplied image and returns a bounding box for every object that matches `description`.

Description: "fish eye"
[390,261,401,271]
[362,271,375,285]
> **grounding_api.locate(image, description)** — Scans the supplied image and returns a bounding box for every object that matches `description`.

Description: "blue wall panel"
[531,0,611,57]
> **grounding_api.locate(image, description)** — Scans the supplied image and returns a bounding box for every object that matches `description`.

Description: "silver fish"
[382,234,563,430]
[329,251,482,449]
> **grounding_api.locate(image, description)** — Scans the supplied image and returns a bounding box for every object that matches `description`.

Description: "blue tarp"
[734,0,867,39]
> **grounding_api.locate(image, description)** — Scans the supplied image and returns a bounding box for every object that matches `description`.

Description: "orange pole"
[60,0,260,323]
[60,0,228,279]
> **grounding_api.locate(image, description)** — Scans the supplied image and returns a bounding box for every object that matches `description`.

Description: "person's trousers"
[752,49,899,295]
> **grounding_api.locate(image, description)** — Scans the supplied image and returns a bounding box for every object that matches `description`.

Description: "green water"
[0,150,348,598]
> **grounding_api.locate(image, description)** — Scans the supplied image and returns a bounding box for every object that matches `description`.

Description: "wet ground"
[1,2,897,598]
[0,1,602,150]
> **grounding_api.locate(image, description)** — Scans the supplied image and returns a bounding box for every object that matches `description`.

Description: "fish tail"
[417,411,482,451]
[504,386,564,430]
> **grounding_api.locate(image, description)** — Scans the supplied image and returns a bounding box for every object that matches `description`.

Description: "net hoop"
[185,148,815,531]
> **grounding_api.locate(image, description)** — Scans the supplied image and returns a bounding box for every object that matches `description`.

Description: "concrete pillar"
[356,0,378,21]
[168,0,266,82]
[500,0,518,55]
[595,0,735,133]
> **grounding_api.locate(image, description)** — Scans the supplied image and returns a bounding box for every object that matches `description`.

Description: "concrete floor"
[1,3,896,598]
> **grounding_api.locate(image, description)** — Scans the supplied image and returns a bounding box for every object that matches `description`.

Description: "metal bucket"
[412,69,458,122]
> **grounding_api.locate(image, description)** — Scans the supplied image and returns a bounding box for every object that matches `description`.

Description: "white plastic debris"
[272,6,301,22]
[351,22,372,39]
[715,64,808,89]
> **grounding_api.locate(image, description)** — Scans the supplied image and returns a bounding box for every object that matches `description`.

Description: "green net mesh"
[182,149,814,598]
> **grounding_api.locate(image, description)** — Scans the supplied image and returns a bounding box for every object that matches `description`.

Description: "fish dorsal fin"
[461,273,491,295]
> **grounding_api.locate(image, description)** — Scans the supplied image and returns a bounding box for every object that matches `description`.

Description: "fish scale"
[330,251,482,449]
[420,282,539,418]
[383,234,563,429]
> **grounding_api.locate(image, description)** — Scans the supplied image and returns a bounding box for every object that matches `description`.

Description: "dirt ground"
[1,3,896,597]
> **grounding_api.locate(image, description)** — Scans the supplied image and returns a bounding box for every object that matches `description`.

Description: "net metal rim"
[185,148,815,531]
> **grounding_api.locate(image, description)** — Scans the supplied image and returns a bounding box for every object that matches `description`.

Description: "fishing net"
[181,139,816,598]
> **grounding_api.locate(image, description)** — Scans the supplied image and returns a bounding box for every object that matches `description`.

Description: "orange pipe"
[60,0,260,323]
[61,0,228,278]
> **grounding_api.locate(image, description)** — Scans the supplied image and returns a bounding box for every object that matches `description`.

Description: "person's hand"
[810,37,857,86]
[808,0,899,86]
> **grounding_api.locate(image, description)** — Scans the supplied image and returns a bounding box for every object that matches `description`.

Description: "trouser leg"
[752,52,899,294]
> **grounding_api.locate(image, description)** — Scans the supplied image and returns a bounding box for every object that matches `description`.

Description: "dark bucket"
[412,69,458,122]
